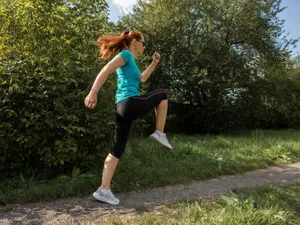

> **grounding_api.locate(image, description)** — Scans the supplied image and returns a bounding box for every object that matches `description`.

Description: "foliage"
[0,0,116,177]
[120,0,299,132]
[1,0,300,179]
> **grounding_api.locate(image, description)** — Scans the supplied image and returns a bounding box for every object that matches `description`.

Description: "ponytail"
[97,30,143,60]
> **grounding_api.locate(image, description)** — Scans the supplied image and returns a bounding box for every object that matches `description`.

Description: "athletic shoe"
[93,187,120,205]
[150,130,172,149]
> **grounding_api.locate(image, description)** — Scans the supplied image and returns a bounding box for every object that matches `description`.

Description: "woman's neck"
[128,46,138,58]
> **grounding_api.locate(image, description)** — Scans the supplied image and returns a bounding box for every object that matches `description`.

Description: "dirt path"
[1,163,299,225]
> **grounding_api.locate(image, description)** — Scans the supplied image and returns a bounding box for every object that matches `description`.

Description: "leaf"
[72,167,80,178]
[220,195,239,206]
[19,173,26,183]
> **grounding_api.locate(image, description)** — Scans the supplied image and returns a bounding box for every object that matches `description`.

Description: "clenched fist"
[152,52,160,64]
[84,92,97,109]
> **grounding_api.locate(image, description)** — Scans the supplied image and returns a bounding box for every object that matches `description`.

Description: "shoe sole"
[93,192,119,205]
[150,135,172,149]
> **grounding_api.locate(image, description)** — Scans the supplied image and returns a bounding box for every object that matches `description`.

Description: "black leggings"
[110,89,168,158]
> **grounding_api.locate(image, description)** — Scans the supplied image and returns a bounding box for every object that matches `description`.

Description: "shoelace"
[105,191,116,200]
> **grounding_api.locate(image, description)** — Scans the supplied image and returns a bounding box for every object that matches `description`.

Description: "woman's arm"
[84,55,125,109]
[90,56,125,94]
[141,52,160,83]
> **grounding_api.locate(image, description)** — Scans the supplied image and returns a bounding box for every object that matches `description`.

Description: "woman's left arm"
[141,52,160,83]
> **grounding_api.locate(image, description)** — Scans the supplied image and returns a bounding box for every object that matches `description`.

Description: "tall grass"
[0,129,299,205]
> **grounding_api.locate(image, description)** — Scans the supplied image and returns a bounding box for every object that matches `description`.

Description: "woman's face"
[135,36,145,55]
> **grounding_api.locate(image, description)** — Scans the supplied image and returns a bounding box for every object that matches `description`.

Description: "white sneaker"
[150,130,172,149]
[93,188,120,205]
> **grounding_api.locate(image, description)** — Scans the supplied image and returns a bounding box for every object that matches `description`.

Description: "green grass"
[1,129,300,206]
[107,183,300,225]
[113,129,300,192]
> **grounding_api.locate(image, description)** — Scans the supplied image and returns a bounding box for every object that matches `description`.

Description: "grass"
[112,129,300,192]
[107,183,300,225]
[0,129,300,206]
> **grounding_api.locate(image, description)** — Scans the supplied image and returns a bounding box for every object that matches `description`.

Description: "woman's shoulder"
[118,49,133,61]
[119,49,131,55]
[120,49,130,52]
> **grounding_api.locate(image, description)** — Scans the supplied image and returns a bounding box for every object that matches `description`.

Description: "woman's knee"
[109,149,123,159]
[158,89,168,101]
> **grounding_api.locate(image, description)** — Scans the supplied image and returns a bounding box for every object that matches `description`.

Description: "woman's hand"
[84,91,98,109]
[152,52,160,64]
[141,52,161,83]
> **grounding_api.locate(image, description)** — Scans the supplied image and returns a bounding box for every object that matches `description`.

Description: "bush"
[0,0,116,178]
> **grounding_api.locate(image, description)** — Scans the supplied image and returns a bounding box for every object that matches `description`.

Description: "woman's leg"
[155,99,168,132]
[93,111,132,205]
[131,90,172,149]
[100,153,119,190]
[131,89,168,120]
[101,115,132,189]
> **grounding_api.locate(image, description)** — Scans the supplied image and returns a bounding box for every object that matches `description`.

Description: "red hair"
[97,30,143,60]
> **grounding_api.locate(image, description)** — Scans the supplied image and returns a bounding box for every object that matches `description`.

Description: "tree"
[118,0,299,132]
[0,0,116,177]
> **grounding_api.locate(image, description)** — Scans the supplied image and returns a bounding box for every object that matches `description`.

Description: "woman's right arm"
[85,55,125,109]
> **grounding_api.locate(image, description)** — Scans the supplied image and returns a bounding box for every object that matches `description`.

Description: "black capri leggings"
[110,89,168,158]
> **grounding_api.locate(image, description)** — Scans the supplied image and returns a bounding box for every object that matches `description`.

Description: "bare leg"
[100,153,119,190]
[155,99,168,132]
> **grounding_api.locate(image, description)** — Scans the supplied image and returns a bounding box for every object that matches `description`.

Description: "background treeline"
[0,0,299,178]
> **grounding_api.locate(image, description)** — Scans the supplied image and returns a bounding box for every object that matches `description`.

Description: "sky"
[106,0,300,55]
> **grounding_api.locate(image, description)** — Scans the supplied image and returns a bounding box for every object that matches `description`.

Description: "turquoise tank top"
[115,50,141,103]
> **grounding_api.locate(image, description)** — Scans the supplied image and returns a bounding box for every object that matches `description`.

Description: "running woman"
[84,30,172,205]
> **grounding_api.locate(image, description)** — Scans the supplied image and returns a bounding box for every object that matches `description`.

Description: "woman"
[84,30,172,205]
